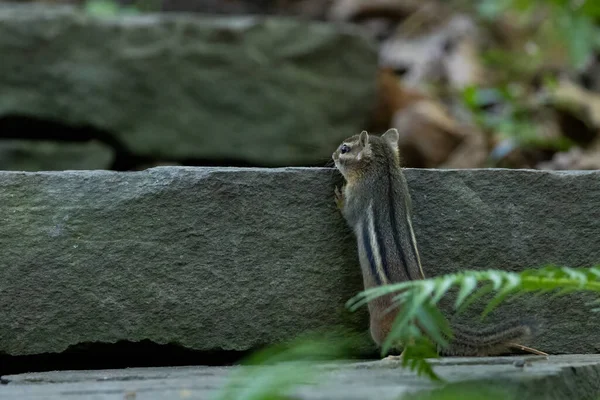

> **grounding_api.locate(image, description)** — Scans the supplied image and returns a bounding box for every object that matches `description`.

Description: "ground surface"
[2,355,600,400]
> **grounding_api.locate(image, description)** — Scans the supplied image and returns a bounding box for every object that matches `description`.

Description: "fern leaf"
[481,285,517,318]
[431,276,455,303]
[400,337,441,381]
[487,270,505,290]
[456,283,494,315]
[347,265,600,383]
[381,289,427,355]
[455,275,478,309]
[413,303,450,349]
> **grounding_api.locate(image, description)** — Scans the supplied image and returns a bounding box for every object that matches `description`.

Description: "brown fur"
[333,129,536,356]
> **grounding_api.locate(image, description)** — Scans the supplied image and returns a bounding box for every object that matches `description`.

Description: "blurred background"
[1,0,600,171]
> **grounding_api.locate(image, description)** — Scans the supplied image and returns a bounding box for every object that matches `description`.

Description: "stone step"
[1,167,599,357]
[2,355,600,400]
[0,3,377,168]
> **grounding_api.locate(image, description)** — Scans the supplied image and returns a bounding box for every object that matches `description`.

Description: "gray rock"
[408,169,600,355]
[0,167,599,357]
[0,166,365,356]
[2,355,600,400]
[0,139,114,171]
[0,4,378,166]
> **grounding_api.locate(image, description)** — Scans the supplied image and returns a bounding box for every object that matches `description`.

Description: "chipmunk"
[332,128,544,357]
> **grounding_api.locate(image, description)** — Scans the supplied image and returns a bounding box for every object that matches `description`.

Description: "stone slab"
[0,3,378,166]
[0,167,599,357]
[2,355,600,400]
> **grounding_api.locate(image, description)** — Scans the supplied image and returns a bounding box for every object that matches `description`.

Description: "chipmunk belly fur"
[333,129,535,357]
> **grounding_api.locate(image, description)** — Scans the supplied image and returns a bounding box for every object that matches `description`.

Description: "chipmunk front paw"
[334,185,345,210]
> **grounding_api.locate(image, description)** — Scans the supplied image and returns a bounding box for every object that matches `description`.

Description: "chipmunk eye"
[340,144,350,154]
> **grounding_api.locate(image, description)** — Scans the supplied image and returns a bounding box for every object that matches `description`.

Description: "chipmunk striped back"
[333,129,425,289]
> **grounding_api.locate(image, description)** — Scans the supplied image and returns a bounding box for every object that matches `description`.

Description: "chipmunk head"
[332,128,400,180]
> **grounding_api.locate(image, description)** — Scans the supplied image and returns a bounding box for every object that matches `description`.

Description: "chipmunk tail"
[438,317,540,357]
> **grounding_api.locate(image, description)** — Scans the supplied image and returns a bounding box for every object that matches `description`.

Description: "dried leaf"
[380,13,485,90]
[550,78,600,129]
[392,99,467,167]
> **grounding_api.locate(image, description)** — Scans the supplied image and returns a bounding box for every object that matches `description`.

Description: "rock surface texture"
[0,4,378,168]
[2,355,600,400]
[1,167,599,357]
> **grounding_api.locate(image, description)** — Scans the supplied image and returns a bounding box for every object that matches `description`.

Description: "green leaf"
[548,286,582,299]
[477,0,514,19]
[431,276,456,303]
[456,283,494,315]
[415,303,451,349]
[482,288,517,318]
[556,9,596,69]
[487,271,506,290]
[561,267,587,285]
[346,283,410,311]
[455,275,478,309]
[461,85,478,110]
[589,267,600,279]
[480,273,518,317]
[214,332,354,400]
[84,0,120,16]
[381,302,418,354]
[400,338,441,381]
[580,0,600,18]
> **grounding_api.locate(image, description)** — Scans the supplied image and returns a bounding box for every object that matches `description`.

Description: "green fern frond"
[346,265,600,381]
[348,266,600,314]
[213,331,356,400]
[400,336,441,381]
[455,283,494,315]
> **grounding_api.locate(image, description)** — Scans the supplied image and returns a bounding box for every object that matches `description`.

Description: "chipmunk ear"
[381,128,399,148]
[359,130,369,148]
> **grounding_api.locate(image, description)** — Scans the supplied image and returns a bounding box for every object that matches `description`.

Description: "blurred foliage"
[212,265,600,399]
[447,0,600,166]
[83,0,160,16]
[347,265,600,381]
[212,329,361,400]
[461,83,575,152]
[476,0,600,70]
[83,0,137,16]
